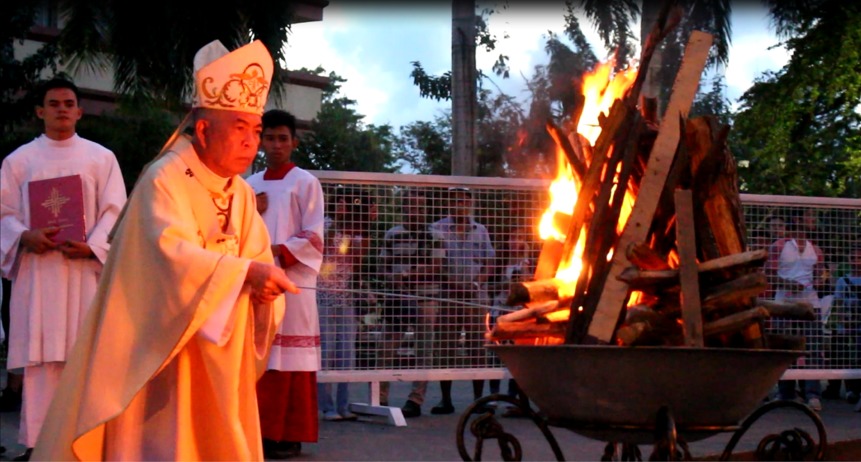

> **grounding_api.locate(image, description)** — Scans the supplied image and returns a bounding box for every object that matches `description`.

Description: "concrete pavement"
[2,379,859,460]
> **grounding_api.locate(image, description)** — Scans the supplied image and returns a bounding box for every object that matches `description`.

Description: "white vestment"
[32,140,285,461]
[247,165,324,371]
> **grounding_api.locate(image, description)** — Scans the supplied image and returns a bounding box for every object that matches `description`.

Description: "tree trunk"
[451,0,477,176]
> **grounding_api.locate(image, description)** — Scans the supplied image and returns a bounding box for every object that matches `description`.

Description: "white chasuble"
[33,140,284,461]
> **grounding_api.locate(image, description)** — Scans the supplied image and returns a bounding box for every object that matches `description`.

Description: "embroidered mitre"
[192,40,274,115]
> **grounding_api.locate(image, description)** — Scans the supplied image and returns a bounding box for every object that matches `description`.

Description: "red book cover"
[28,174,86,243]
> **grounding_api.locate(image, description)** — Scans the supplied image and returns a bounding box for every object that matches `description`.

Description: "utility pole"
[451,0,477,176]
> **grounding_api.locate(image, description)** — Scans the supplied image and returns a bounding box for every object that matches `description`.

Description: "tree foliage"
[1,1,59,147]
[51,0,296,111]
[395,115,452,175]
[292,68,398,173]
[731,1,861,198]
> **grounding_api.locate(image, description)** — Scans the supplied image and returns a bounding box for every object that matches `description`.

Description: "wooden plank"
[674,189,704,347]
[586,31,714,344]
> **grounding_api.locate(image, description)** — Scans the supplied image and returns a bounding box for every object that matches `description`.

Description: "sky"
[282,1,791,131]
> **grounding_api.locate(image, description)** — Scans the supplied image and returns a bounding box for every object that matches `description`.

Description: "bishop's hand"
[246,261,298,303]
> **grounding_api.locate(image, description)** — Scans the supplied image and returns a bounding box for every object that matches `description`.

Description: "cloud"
[285,2,790,130]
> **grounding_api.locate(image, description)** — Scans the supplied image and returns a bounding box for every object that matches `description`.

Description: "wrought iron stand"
[456,394,828,461]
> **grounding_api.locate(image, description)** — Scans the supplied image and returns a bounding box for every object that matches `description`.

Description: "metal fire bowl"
[489,344,803,444]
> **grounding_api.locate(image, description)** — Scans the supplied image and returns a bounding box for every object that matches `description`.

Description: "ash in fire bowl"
[490,344,803,444]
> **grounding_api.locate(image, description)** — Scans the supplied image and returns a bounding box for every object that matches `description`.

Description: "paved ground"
[2,379,859,461]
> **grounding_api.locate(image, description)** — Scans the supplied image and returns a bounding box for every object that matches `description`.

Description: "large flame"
[577,61,638,146]
[537,60,637,293]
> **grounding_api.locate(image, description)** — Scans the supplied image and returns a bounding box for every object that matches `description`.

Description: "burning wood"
[486,12,805,352]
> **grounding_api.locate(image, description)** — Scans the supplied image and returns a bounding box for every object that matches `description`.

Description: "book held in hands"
[28,174,86,243]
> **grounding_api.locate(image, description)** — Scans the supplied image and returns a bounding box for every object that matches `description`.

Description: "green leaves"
[732,2,861,198]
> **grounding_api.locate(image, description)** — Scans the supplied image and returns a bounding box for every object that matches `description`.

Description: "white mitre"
[192,40,274,115]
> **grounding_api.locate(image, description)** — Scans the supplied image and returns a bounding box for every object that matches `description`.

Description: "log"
[566,112,646,343]
[616,306,683,346]
[617,250,769,289]
[617,267,678,290]
[675,189,704,347]
[547,119,586,181]
[533,239,564,281]
[701,272,767,310]
[688,117,747,262]
[756,299,816,320]
[507,278,569,306]
[497,300,564,324]
[703,307,769,338]
[487,320,567,341]
[698,249,767,274]
[587,31,714,344]
[627,241,672,270]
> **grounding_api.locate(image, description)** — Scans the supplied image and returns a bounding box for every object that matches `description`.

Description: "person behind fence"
[429,187,496,415]
[0,77,127,461]
[246,109,325,459]
[378,189,446,418]
[489,233,536,417]
[822,246,861,409]
[318,189,377,421]
[765,207,829,412]
[31,40,299,460]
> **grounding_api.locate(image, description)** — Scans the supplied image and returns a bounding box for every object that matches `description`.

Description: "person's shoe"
[323,410,344,421]
[846,391,860,405]
[0,388,22,413]
[430,402,455,415]
[339,411,358,421]
[263,439,290,459]
[401,400,421,418]
[822,388,840,400]
[12,448,33,461]
[283,441,302,458]
[807,397,822,411]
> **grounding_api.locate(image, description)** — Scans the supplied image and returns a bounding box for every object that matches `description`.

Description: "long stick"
[294,285,505,311]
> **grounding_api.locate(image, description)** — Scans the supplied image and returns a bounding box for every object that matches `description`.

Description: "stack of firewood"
[487,9,813,349]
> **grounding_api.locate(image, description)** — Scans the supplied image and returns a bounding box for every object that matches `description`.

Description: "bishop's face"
[195,110,262,177]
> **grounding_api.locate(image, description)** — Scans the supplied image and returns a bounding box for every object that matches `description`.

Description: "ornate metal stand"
[456,395,827,461]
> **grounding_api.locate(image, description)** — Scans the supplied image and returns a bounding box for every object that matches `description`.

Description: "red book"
[28,174,86,243]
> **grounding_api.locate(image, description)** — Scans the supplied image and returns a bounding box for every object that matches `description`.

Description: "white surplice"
[246,165,325,371]
[0,134,127,369]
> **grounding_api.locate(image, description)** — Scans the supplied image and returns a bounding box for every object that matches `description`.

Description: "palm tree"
[579,0,732,117]
[53,0,299,112]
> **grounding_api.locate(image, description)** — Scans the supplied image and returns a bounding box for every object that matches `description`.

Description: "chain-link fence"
[309,172,860,383]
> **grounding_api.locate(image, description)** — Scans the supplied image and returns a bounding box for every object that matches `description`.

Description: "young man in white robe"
[31,40,298,461]
[245,109,325,459]
[0,77,127,460]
